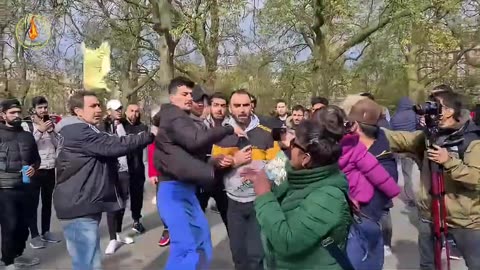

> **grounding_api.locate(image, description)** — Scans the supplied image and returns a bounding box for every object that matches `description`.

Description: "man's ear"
[73,107,82,117]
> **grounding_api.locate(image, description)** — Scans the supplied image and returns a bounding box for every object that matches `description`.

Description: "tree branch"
[331,5,433,62]
[125,67,160,98]
[343,41,371,63]
[422,48,474,86]
[174,64,201,82]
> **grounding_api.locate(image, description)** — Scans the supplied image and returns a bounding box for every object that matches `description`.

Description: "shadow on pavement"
[394,240,419,270]
[31,209,165,269]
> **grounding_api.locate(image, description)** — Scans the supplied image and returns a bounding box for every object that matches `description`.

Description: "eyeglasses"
[290,138,307,153]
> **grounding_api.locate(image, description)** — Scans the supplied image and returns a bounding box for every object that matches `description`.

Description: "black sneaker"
[132,221,146,234]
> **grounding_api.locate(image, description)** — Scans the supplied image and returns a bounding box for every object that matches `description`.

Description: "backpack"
[322,190,380,270]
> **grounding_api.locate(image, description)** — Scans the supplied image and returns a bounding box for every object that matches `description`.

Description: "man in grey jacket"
[22,96,61,249]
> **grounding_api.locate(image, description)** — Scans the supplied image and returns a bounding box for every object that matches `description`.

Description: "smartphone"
[43,115,50,122]
[272,127,287,141]
[237,136,251,150]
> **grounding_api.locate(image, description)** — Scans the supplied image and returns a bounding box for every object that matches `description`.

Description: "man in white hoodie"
[22,96,61,250]
[212,89,280,270]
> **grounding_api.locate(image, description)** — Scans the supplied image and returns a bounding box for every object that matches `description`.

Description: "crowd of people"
[0,78,478,270]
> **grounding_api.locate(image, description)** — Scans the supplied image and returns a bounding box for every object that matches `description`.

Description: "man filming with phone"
[212,89,280,270]
[383,89,480,270]
[22,96,61,250]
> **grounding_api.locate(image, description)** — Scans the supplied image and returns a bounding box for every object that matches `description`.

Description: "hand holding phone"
[42,115,50,122]
[233,146,252,167]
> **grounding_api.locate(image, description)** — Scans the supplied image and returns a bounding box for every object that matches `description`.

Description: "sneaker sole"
[15,261,40,267]
[29,243,46,249]
[41,239,62,244]
[132,228,145,234]
[159,240,170,247]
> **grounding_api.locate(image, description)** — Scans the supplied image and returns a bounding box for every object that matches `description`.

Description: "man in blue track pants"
[153,77,243,270]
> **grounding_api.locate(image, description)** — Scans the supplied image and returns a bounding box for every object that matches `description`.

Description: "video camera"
[413,101,442,137]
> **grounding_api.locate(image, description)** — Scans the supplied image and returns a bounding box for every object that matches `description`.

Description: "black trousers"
[196,183,229,230]
[107,172,130,240]
[0,188,30,265]
[129,170,145,221]
[227,198,264,270]
[28,168,55,237]
[418,218,480,270]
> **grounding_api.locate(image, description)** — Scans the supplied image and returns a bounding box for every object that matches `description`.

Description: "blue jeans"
[157,181,212,270]
[62,216,102,270]
[347,218,384,270]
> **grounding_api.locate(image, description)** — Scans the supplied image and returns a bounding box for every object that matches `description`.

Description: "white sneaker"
[384,246,393,257]
[5,264,18,270]
[105,240,122,255]
[116,233,134,244]
[14,256,40,267]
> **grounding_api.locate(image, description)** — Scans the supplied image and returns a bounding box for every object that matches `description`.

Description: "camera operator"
[383,91,480,270]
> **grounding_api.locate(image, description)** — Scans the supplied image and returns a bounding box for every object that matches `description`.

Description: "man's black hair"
[359,92,375,100]
[168,76,195,95]
[432,84,454,93]
[276,99,287,105]
[433,91,464,121]
[68,91,98,115]
[32,96,48,108]
[292,104,305,113]
[152,112,160,127]
[311,96,329,107]
[209,92,228,105]
[250,94,257,108]
[229,89,251,101]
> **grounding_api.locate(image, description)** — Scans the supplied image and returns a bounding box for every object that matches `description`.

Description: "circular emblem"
[15,14,51,50]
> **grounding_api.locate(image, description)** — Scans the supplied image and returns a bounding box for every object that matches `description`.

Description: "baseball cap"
[0,99,21,112]
[348,98,383,126]
[192,85,208,103]
[106,99,122,111]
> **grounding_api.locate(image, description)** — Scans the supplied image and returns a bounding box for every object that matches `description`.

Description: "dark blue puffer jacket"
[390,97,417,132]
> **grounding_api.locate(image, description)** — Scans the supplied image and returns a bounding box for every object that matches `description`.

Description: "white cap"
[106,99,122,111]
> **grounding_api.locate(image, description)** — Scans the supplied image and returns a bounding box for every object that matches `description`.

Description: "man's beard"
[7,117,22,127]
[233,114,250,125]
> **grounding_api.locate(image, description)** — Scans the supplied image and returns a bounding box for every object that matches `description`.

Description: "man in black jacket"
[154,77,243,270]
[54,91,153,270]
[122,103,149,233]
[0,99,41,269]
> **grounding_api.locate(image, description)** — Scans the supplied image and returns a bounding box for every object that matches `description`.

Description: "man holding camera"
[383,90,480,270]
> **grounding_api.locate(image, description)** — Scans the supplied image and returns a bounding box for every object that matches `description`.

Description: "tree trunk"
[311,46,330,97]
[311,0,329,97]
[157,35,173,103]
[204,0,219,91]
[404,45,425,102]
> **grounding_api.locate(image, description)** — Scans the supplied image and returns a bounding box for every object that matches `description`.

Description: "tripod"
[429,160,451,270]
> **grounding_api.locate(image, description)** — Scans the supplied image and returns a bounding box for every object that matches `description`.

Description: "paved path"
[2,183,469,270]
